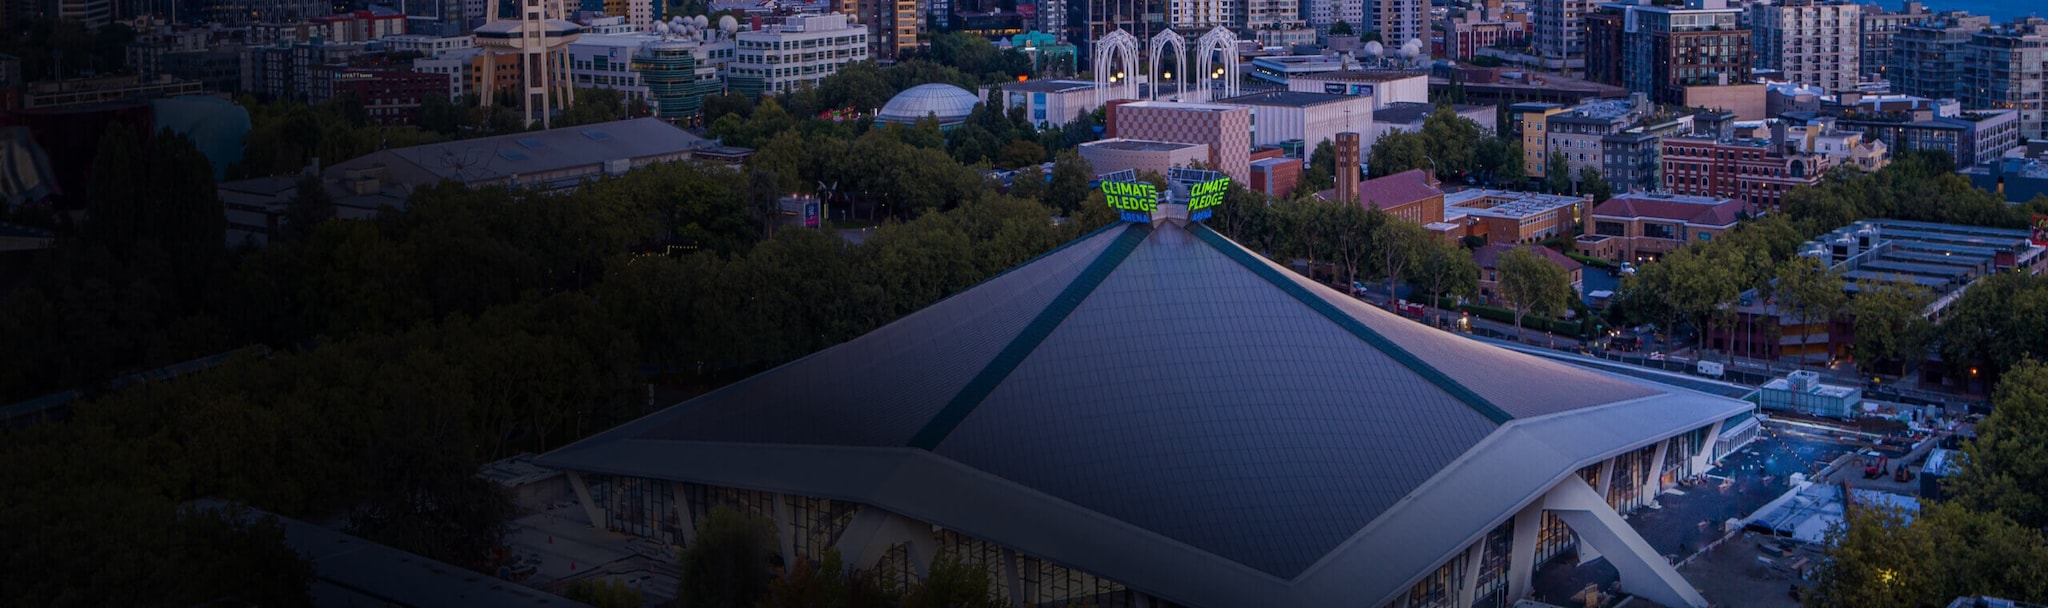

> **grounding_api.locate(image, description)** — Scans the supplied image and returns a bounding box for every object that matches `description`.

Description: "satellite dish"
[719,15,738,32]
[1362,40,1384,58]
[654,21,669,36]
[694,14,708,28]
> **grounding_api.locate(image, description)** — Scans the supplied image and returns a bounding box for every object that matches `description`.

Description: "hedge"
[1566,252,1616,268]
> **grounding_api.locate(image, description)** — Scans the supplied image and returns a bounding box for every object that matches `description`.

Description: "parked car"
[1392,300,1426,318]
[1350,281,1369,296]
[1619,262,1638,276]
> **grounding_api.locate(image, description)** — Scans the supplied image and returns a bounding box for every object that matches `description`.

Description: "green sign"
[1186,177,1230,212]
[1101,181,1158,213]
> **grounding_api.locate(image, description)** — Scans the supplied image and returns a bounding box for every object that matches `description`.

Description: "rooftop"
[1305,69,1430,82]
[1002,79,1095,93]
[1591,192,1742,226]
[1218,90,1365,109]
[1082,138,1204,152]
[1352,168,1443,209]
[1473,242,1584,272]
[1118,100,1244,113]
[1444,188,1585,220]
[330,117,707,187]
[535,219,1748,608]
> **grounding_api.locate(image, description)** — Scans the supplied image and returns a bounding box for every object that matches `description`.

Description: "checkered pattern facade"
[1113,103,1253,184]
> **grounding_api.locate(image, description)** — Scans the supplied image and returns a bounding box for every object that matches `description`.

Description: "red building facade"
[1661,136,1828,214]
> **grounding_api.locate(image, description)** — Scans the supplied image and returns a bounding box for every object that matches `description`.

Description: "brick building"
[1575,192,1742,263]
[1473,242,1584,305]
[330,69,451,125]
[1661,136,1827,213]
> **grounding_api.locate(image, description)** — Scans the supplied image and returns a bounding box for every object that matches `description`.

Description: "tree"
[1937,272,2048,388]
[901,554,1007,608]
[1806,502,2048,608]
[1542,151,1573,195]
[1045,150,1094,215]
[996,140,1046,169]
[1330,20,1355,36]
[1303,138,1338,194]
[1420,108,1482,179]
[1496,246,1572,342]
[1773,256,1846,366]
[84,122,146,257]
[1413,237,1480,326]
[1843,279,1930,373]
[677,507,777,608]
[756,550,897,608]
[282,175,336,243]
[1367,131,1430,178]
[1576,166,1612,203]
[1374,218,1427,297]
[1474,137,1524,187]
[1949,360,2048,531]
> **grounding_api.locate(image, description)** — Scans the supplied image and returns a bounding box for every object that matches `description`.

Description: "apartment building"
[1662,135,1829,213]
[1961,20,2048,141]
[1587,0,1750,105]
[1856,1,1928,85]
[1369,0,1425,46]
[1532,0,1588,73]
[1578,192,1743,263]
[1887,12,1992,100]
[1749,0,1861,93]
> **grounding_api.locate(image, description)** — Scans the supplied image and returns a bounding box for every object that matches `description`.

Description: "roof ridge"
[1189,223,1515,425]
[907,222,1154,450]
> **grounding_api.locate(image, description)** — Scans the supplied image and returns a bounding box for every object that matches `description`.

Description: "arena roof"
[538,219,1749,607]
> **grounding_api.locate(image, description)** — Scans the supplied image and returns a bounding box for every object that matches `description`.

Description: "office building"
[1217,90,1375,165]
[1886,11,1991,101]
[1283,69,1429,108]
[1662,135,1828,213]
[536,212,1749,608]
[1749,0,1861,93]
[1586,0,1750,105]
[1445,0,1528,60]
[728,13,870,97]
[1245,0,1312,47]
[1512,102,1568,178]
[1169,0,1232,27]
[1542,93,1654,188]
[995,80,1099,127]
[1961,20,2048,141]
[1856,1,1928,85]
[1811,106,2020,170]
[1444,188,1589,244]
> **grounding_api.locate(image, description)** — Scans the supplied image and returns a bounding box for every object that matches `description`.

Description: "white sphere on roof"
[1362,40,1384,58]
[719,15,738,32]
[695,15,709,28]
[1400,39,1422,58]
[877,83,981,127]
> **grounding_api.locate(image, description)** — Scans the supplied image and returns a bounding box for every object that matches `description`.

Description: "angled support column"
[1504,499,1544,602]
[831,506,934,579]
[1644,438,1671,503]
[565,470,605,529]
[772,493,797,567]
[671,483,697,547]
[1001,548,1025,608]
[1545,475,1709,608]
[1456,543,1483,607]
[1692,421,1724,474]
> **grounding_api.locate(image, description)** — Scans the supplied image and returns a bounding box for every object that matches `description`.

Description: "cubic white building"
[992,79,1100,128]
[413,48,481,99]
[380,33,476,56]
[728,12,870,97]
[1749,0,1862,93]
[1217,90,1376,164]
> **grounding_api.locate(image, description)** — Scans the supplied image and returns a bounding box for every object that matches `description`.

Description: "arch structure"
[1147,28,1186,100]
[1093,29,1140,106]
[1194,26,1241,99]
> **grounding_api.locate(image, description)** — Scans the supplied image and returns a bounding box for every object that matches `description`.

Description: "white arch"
[1093,29,1140,106]
[1195,26,1241,99]
[1147,28,1187,100]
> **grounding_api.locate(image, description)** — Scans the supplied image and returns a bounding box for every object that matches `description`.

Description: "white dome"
[1362,41,1384,57]
[719,15,738,32]
[877,83,980,126]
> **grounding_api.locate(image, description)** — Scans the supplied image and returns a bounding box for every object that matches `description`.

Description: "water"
[1872,0,2043,22]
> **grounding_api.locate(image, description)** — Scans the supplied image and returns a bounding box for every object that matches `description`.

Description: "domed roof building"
[876,83,981,128]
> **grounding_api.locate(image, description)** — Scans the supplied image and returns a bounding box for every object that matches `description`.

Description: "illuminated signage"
[1102,180,1158,223]
[1186,177,1229,221]
[2034,214,2048,247]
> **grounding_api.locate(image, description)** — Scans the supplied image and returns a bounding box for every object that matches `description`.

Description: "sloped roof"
[539,219,1746,607]
[1592,193,1741,227]
[1354,168,1442,210]
[1474,242,1585,273]
[332,117,706,186]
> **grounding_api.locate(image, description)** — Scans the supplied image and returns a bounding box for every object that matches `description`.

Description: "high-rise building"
[1368,0,1423,47]
[1587,0,1749,104]
[1089,0,1168,59]
[1962,19,2048,141]
[1245,0,1312,47]
[56,0,112,28]
[1304,0,1335,35]
[1856,1,1927,85]
[1532,0,1587,74]
[1170,0,1233,28]
[1445,0,1527,60]
[1887,11,1991,100]
[1748,0,1861,93]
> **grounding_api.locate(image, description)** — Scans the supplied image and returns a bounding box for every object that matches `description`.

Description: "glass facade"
[938,529,1139,607]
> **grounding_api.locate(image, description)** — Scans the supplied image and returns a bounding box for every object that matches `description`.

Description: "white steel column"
[1644,438,1671,502]
[565,470,605,529]
[1504,499,1544,601]
[1544,475,1709,608]
[1456,543,1483,607]
[672,483,697,547]
[1001,548,1025,608]
[772,493,798,566]
[831,506,935,579]
[1693,421,1724,473]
